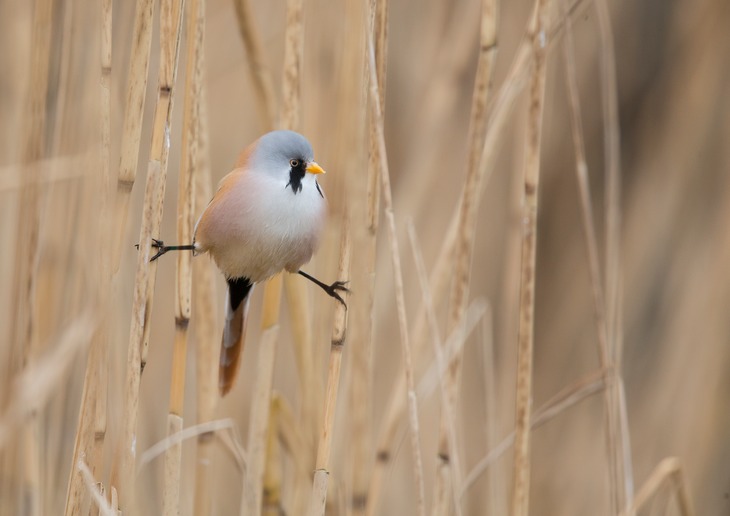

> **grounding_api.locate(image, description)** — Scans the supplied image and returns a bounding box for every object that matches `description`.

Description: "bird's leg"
[134,239,196,262]
[297,270,349,308]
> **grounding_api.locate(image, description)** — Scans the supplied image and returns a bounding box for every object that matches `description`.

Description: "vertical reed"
[347,0,386,513]
[112,0,155,268]
[561,5,632,515]
[64,1,113,513]
[432,0,497,512]
[191,28,218,516]
[308,215,351,516]
[262,396,284,516]
[510,0,549,514]
[8,0,54,514]
[594,0,633,510]
[161,0,205,512]
[114,0,185,509]
[367,18,528,516]
[232,0,276,131]
[367,34,426,516]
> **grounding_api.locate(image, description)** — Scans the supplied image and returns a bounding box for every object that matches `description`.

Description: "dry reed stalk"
[161,0,205,512]
[263,397,284,516]
[406,223,463,516]
[273,393,318,479]
[232,0,276,131]
[94,0,113,473]
[307,215,351,516]
[78,461,115,516]
[240,325,280,516]
[140,419,236,466]
[286,240,329,502]
[112,0,155,269]
[0,314,95,449]
[397,1,481,219]
[114,0,185,509]
[561,8,633,515]
[8,312,95,513]
[593,0,633,510]
[48,0,74,157]
[366,36,426,516]
[0,156,92,191]
[241,1,305,514]
[272,393,312,513]
[5,1,55,514]
[365,0,387,234]
[479,308,502,514]
[366,31,532,516]
[432,0,497,513]
[110,487,119,513]
[64,2,113,513]
[215,428,247,473]
[8,0,52,360]
[415,301,487,400]
[345,1,386,513]
[192,39,219,516]
[462,368,608,495]
[510,0,549,514]
[619,458,694,516]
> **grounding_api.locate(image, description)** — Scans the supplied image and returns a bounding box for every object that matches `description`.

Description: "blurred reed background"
[0,0,728,514]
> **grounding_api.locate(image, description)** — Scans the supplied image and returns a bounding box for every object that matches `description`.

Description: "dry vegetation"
[0,0,728,515]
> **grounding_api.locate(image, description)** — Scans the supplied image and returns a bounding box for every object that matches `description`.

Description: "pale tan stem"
[367,20,531,516]
[8,1,55,515]
[595,0,632,509]
[112,0,155,269]
[462,368,607,495]
[407,223,464,516]
[367,36,426,516]
[192,68,218,516]
[307,216,351,516]
[619,458,694,516]
[433,0,497,513]
[240,327,279,516]
[64,1,112,513]
[561,6,630,513]
[161,0,204,512]
[262,398,283,516]
[232,0,276,131]
[347,0,386,512]
[114,0,185,509]
[510,1,549,514]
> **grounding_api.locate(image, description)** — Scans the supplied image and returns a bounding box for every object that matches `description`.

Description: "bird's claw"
[134,238,168,262]
[325,280,350,308]
[149,239,168,262]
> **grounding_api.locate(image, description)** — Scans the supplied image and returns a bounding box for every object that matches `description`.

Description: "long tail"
[219,277,253,396]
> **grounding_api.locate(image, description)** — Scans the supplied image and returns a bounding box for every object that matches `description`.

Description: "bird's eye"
[290,159,300,168]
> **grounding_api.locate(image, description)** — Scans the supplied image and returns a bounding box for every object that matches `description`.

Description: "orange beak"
[306,161,326,175]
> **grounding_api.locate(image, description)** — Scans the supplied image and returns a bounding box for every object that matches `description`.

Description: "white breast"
[196,169,326,283]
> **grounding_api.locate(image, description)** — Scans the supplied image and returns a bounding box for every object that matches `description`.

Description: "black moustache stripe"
[286,162,306,194]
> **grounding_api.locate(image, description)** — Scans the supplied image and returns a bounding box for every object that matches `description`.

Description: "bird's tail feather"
[219,277,253,396]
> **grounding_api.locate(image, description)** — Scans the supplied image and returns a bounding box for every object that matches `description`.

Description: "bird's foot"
[323,280,350,308]
[133,239,171,262]
[148,239,170,261]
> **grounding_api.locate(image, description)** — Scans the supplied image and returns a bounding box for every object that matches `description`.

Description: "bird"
[145,130,348,395]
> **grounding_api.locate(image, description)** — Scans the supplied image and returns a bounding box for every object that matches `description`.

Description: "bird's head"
[251,130,326,194]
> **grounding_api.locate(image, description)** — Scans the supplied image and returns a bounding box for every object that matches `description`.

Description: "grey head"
[255,130,314,167]
[253,130,323,194]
